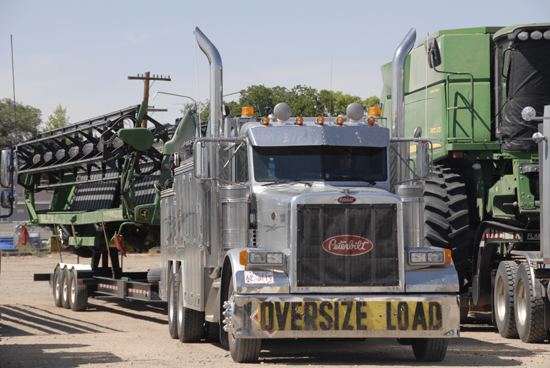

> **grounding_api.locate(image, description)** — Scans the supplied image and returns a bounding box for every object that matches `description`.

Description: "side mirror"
[1,149,17,188]
[193,141,212,193]
[425,37,441,69]
[1,190,16,209]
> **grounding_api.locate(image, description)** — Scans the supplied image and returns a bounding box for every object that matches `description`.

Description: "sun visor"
[247,125,389,147]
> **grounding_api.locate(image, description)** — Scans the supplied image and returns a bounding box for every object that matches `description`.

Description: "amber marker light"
[367,117,376,126]
[336,116,344,125]
[239,250,248,266]
[261,117,270,125]
[453,152,464,159]
[242,106,254,116]
[369,106,381,116]
[445,249,452,265]
[316,117,325,125]
[295,117,304,125]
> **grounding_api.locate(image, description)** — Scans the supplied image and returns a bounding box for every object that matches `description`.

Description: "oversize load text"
[257,301,443,331]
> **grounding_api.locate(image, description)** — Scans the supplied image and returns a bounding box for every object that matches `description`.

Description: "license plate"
[257,301,443,331]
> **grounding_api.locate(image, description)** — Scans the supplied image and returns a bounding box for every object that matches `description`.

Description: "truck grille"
[296,204,398,288]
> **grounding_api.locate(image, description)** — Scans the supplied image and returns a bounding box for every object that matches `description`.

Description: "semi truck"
[379,24,550,343]
[1,27,461,362]
[158,27,459,362]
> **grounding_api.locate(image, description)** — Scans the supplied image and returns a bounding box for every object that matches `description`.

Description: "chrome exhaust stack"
[195,27,223,138]
[390,28,425,248]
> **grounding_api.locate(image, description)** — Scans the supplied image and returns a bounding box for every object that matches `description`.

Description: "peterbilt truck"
[379,24,550,343]
[158,27,459,363]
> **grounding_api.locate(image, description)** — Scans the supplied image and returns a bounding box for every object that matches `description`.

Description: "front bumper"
[224,294,460,339]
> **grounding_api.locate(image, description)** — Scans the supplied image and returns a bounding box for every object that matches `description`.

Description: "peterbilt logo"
[338,196,356,204]
[322,235,373,256]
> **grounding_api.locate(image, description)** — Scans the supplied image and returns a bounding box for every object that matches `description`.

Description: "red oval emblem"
[338,196,356,204]
[322,235,373,256]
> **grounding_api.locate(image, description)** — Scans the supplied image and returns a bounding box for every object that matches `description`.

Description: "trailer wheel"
[514,263,546,343]
[167,269,178,339]
[69,270,88,311]
[424,166,470,290]
[61,268,71,309]
[411,338,448,362]
[52,266,63,307]
[494,261,519,338]
[177,269,204,343]
[226,277,261,363]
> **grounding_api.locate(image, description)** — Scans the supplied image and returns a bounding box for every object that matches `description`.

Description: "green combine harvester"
[380,24,550,343]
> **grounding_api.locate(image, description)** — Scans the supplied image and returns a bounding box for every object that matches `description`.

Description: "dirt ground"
[1,253,550,368]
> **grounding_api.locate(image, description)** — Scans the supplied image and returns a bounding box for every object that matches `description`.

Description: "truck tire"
[424,166,470,287]
[411,338,449,362]
[514,263,546,343]
[167,269,178,339]
[61,268,71,309]
[226,277,261,363]
[52,267,63,307]
[494,261,519,338]
[69,270,88,311]
[177,269,204,343]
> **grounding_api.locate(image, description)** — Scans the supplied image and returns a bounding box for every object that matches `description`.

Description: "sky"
[1,0,549,128]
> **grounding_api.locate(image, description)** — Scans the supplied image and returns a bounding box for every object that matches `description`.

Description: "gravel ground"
[1,252,550,367]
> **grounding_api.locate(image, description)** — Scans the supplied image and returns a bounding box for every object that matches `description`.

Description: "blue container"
[0,236,14,249]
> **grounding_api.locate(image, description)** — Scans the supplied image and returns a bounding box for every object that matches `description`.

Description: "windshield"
[252,145,387,183]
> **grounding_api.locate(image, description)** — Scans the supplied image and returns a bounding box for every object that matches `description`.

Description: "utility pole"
[128,72,171,127]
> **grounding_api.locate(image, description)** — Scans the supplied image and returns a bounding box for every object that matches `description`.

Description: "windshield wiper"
[262,179,312,187]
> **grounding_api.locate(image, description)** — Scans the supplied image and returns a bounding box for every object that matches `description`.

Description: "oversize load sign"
[257,301,443,331]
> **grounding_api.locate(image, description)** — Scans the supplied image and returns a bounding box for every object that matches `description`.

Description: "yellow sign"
[257,301,443,331]
[139,208,150,220]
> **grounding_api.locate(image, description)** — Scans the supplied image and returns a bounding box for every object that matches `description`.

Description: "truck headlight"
[240,250,285,266]
[408,248,451,266]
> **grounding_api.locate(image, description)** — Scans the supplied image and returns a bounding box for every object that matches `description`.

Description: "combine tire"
[61,268,71,309]
[411,338,449,362]
[494,261,519,338]
[424,166,470,287]
[515,263,546,343]
[177,269,204,343]
[69,270,88,311]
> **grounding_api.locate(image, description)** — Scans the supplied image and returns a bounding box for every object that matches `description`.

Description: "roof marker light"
[295,117,303,125]
[261,117,270,125]
[531,30,542,40]
[336,116,344,125]
[518,31,529,41]
[316,117,325,125]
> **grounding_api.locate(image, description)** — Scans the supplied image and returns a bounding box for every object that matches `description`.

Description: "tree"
[0,98,42,145]
[44,104,69,131]
[181,85,380,121]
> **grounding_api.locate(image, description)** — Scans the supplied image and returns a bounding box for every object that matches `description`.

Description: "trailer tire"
[226,277,261,363]
[61,268,71,309]
[167,269,178,339]
[69,270,88,311]
[177,269,204,343]
[411,338,449,362]
[514,263,546,343]
[494,261,519,338]
[424,166,470,290]
[53,267,63,307]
